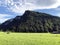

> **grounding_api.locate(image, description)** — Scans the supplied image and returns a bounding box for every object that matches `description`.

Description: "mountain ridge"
[0,10,60,33]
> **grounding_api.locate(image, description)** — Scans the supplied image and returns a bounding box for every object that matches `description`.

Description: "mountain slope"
[0,10,60,33]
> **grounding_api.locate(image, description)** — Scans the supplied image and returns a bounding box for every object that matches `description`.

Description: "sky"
[0,0,60,23]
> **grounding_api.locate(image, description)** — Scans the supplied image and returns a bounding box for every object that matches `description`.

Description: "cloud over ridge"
[0,0,60,14]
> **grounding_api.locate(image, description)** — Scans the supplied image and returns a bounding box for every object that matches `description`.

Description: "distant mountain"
[0,10,60,33]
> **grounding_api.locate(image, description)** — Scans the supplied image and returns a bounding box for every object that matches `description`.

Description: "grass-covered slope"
[0,32,60,45]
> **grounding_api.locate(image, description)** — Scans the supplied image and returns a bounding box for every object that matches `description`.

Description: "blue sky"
[0,0,60,23]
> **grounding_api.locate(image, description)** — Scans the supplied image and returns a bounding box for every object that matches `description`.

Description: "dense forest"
[0,10,60,33]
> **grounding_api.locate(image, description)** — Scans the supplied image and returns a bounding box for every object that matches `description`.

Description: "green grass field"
[0,32,60,45]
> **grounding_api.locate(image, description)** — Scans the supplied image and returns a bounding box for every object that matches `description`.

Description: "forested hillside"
[0,10,60,33]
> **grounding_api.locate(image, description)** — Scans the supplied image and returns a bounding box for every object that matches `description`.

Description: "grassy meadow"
[0,32,60,45]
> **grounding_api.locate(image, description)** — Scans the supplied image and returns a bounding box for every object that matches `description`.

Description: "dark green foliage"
[6,31,10,34]
[0,10,60,33]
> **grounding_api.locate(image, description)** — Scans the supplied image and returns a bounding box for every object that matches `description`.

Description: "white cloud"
[0,14,11,23]
[0,0,60,23]
[0,0,60,14]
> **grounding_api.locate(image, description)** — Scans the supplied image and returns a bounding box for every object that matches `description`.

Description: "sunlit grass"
[0,32,60,45]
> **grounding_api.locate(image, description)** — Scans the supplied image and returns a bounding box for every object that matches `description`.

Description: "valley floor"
[0,32,60,45]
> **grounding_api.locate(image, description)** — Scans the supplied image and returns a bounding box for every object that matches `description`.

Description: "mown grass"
[0,32,60,45]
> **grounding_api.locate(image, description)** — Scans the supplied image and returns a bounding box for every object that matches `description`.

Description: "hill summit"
[0,10,60,33]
